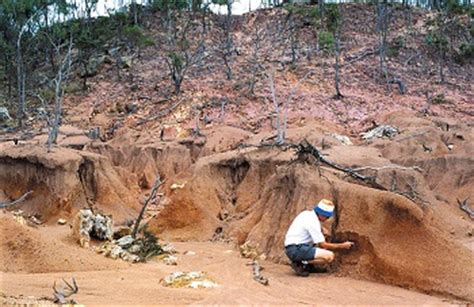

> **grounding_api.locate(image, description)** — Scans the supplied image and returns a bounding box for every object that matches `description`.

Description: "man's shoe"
[290,261,310,277]
[303,263,328,274]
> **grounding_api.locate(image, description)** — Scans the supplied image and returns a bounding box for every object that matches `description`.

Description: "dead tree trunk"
[376,1,390,88]
[438,50,445,83]
[289,15,297,66]
[15,12,38,128]
[319,0,325,16]
[268,70,314,145]
[283,71,314,137]
[268,70,284,145]
[47,37,73,150]
[248,20,264,96]
[132,0,139,25]
[334,32,343,99]
[224,0,234,80]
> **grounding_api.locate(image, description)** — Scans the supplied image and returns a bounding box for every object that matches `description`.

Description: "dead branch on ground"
[457,198,474,219]
[241,140,429,206]
[247,260,269,286]
[52,278,78,304]
[353,165,423,173]
[288,140,386,190]
[343,47,379,65]
[0,191,33,209]
[135,99,183,126]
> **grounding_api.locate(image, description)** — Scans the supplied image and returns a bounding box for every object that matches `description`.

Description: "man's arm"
[318,241,354,250]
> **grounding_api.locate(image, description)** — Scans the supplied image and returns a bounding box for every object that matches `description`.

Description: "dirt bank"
[0,143,141,223]
[145,114,473,301]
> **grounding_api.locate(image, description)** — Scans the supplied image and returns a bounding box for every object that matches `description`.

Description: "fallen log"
[344,47,379,65]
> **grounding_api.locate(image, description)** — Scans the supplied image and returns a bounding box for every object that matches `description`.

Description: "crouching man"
[284,199,354,277]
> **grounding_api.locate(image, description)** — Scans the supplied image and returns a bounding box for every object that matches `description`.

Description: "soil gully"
[78,158,97,207]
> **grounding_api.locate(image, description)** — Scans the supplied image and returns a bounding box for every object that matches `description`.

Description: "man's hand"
[339,241,354,250]
[318,240,355,251]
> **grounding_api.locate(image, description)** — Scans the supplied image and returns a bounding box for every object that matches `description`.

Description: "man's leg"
[285,245,312,277]
[308,248,335,265]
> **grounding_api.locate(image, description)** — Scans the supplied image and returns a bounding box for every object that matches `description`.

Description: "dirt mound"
[0,214,125,273]
[148,147,292,240]
[87,135,196,189]
[0,143,141,223]
[85,125,254,189]
[146,118,473,300]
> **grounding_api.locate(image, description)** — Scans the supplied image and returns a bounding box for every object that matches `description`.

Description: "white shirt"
[284,210,325,246]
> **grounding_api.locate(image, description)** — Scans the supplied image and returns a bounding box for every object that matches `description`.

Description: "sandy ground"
[0,240,461,305]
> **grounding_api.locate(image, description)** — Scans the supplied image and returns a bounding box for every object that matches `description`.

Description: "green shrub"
[425,32,448,50]
[318,31,334,52]
[431,93,447,105]
[455,42,474,64]
[64,82,83,95]
[387,35,405,58]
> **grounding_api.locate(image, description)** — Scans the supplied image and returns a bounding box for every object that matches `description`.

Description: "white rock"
[188,280,218,289]
[331,134,353,146]
[170,183,185,190]
[110,246,124,259]
[0,107,11,122]
[161,243,177,254]
[121,251,141,263]
[163,255,178,265]
[128,244,141,254]
[116,235,134,247]
[361,125,399,140]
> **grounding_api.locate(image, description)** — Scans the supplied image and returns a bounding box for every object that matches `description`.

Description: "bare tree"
[247,13,266,96]
[15,11,39,128]
[284,6,299,66]
[376,0,390,85]
[268,70,284,144]
[224,0,234,79]
[38,36,74,151]
[131,0,139,25]
[326,4,343,99]
[164,14,206,95]
[214,0,235,80]
[268,69,314,145]
[334,31,343,99]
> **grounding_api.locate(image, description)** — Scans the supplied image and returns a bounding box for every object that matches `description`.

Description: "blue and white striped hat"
[314,199,334,218]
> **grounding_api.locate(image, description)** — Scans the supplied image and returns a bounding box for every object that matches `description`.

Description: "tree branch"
[0,191,33,209]
[132,174,162,238]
